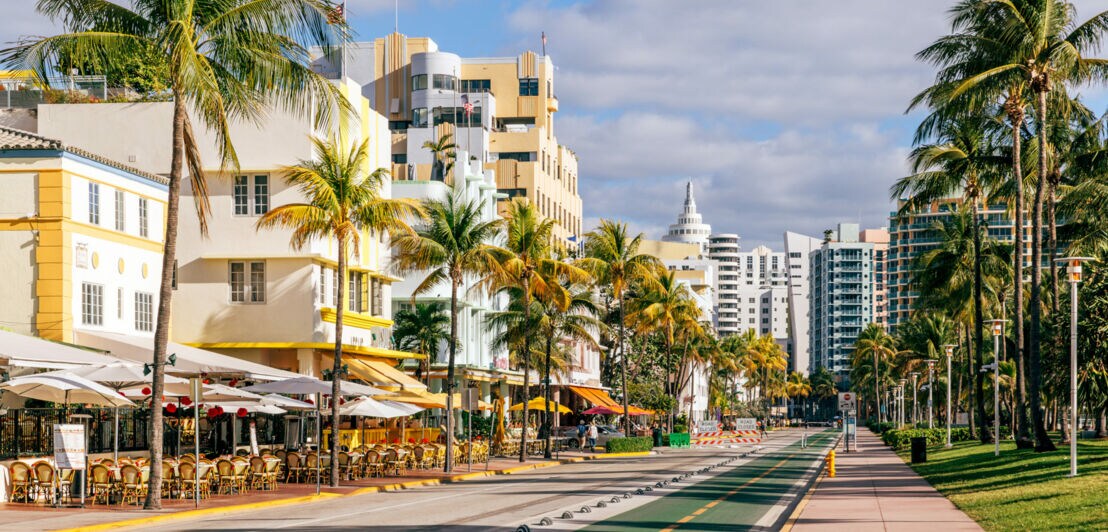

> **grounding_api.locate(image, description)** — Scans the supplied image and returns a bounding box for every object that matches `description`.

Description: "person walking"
[587,421,599,453]
[577,419,587,450]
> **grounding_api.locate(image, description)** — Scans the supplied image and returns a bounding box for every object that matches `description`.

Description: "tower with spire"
[661,181,712,253]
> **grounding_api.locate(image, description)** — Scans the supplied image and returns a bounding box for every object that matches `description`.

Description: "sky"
[5,0,1108,249]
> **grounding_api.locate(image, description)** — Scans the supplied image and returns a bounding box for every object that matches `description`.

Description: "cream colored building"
[0,127,167,344]
[313,33,583,244]
[36,79,420,377]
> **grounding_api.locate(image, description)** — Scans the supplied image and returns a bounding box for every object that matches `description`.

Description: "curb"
[53,452,655,531]
[780,435,840,532]
[52,493,343,532]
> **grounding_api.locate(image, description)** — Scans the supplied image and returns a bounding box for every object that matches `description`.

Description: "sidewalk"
[789,429,981,531]
[0,450,649,531]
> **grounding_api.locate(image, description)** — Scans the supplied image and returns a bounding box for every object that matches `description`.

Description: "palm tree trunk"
[665,331,674,432]
[972,200,989,443]
[543,332,553,459]
[1007,95,1033,449]
[519,279,531,463]
[874,350,881,424]
[444,276,460,472]
[963,323,976,438]
[1030,86,1056,452]
[619,294,631,438]
[1048,181,1059,313]
[330,237,346,487]
[143,93,187,509]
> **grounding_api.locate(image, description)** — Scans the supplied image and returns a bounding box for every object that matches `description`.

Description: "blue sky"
[5,0,1108,249]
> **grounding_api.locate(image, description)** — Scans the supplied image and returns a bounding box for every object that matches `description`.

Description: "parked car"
[554,425,625,449]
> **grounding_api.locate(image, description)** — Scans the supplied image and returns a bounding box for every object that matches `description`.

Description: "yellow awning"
[343,358,427,391]
[375,389,446,408]
[568,386,620,408]
[508,397,571,414]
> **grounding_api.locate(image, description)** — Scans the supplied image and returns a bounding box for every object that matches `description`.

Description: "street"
[107,429,832,532]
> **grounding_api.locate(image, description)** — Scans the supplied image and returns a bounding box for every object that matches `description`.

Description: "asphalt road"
[118,429,831,532]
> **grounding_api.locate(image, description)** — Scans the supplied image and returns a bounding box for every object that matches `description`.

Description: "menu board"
[53,424,86,470]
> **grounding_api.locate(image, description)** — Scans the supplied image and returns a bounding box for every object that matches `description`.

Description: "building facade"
[662,182,712,253]
[783,231,822,375]
[313,33,583,244]
[808,223,888,385]
[0,127,167,344]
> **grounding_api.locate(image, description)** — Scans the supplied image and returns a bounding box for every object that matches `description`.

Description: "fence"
[0,75,108,108]
[1,408,287,459]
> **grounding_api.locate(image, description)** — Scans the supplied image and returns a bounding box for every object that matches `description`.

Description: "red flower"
[229,379,239,387]
[141,387,151,396]
[236,408,248,418]
[202,378,211,385]
[420,438,429,444]
[392,438,400,444]
[407,438,415,443]
[181,397,192,406]
[166,403,177,414]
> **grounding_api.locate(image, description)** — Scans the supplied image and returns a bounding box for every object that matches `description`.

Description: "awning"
[74,331,302,382]
[0,329,127,369]
[568,386,620,408]
[342,358,427,392]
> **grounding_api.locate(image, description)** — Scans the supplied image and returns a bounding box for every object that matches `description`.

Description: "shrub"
[673,424,688,434]
[606,436,653,454]
[867,421,897,434]
[881,427,974,450]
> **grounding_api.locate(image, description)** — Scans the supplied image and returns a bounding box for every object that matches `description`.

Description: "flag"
[327,1,345,24]
[542,31,547,48]
[461,94,473,116]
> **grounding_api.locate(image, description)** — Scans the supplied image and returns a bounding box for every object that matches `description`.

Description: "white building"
[661,182,712,253]
[783,231,822,375]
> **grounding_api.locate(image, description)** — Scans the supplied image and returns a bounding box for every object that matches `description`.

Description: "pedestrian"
[587,421,599,453]
[577,419,587,450]
[758,419,768,439]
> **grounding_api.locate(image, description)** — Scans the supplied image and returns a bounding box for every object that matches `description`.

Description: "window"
[138,198,149,238]
[518,78,539,96]
[253,175,269,214]
[432,74,456,90]
[319,266,327,305]
[348,271,364,312]
[135,292,154,332]
[411,74,427,91]
[411,108,428,128]
[388,120,410,132]
[459,79,491,93]
[333,269,340,307]
[233,176,249,215]
[229,261,266,303]
[88,183,100,225]
[391,153,407,164]
[372,278,383,315]
[117,287,124,320]
[114,190,125,231]
[81,283,103,325]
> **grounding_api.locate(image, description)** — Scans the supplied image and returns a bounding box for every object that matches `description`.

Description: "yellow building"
[314,33,583,243]
[0,126,168,343]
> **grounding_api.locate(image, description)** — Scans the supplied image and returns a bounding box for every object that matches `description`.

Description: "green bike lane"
[583,430,836,532]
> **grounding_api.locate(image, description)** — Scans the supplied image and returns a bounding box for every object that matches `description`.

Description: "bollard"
[825,450,836,478]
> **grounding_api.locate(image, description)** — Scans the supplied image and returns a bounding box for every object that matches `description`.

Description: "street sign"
[734,418,757,431]
[695,419,719,433]
[462,388,480,411]
[838,392,856,411]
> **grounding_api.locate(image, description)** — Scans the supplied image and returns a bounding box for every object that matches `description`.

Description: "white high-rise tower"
[662,181,712,253]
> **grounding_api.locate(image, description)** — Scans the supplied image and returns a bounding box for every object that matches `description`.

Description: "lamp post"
[943,344,957,448]
[984,319,1006,457]
[911,372,920,426]
[898,379,907,427]
[1056,256,1094,477]
[927,359,936,429]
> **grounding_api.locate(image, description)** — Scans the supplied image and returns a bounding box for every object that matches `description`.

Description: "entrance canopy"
[75,331,301,381]
[0,329,126,369]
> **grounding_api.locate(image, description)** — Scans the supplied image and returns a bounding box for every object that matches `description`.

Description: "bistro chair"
[215,459,239,495]
[118,464,146,505]
[9,462,33,503]
[31,461,57,504]
[161,460,178,499]
[248,457,269,491]
[57,468,75,504]
[177,462,209,500]
[363,450,383,478]
[284,452,304,483]
[88,464,115,505]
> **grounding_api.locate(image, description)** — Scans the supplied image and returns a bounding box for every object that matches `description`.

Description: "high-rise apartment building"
[313,34,582,243]
[808,223,889,385]
[783,232,822,375]
[887,199,1026,329]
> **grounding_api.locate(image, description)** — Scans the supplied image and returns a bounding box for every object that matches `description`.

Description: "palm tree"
[257,136,422,486]
[580,220,660,437]
[937,0,1108,452]
[423,133,457,182]
[854,324,900,424]
[392,194,500,472]
[1,0,350,507]
[392,303,451,383]
[486,200,589,462]
[537,281,601,458]
[809,367,837,419]
[786,372,813,420]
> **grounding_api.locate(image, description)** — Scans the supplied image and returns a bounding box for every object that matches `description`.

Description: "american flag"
[461,94,473,116]
[326,1,345,24]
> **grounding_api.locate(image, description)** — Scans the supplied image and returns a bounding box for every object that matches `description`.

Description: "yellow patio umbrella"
[493,397,506,449]
[508,396,571,414]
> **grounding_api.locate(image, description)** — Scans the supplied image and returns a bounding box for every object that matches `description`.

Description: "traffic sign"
[838,392,856,411]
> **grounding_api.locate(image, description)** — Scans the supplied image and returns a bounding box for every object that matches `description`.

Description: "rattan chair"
[88,464,114,504]
[9,462,32,503]
[118,464,146,505]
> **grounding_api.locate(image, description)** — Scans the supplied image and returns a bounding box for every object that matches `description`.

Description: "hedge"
[881,427,973,450]
[606,436,653,453]
[866,421,898,434]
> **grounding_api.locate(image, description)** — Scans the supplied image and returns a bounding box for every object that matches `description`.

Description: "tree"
[809,367,838,419]
[786,372,812,419]
[393,194,500,472]
[853,324,901,424]
[486,200,589,462]
[580,220,660,437]
[257,136,421,486]
[392,303,451,383]
[2,0,351,507]
[423,133,457,182]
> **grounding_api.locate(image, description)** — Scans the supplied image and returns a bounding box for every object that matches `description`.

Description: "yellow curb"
[53,493,343,532]
[591,451,653,459]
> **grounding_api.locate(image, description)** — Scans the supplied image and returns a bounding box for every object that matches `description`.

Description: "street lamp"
[943,344,957,448]
[898,379,907,427]
[984,319,1007,457]
[927,359,936,429]
[1056,256,1094,477]
[911,372,920,426]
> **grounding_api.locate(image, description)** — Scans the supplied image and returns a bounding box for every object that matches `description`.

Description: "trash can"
[652,427,663,448]
[910,437,927,463]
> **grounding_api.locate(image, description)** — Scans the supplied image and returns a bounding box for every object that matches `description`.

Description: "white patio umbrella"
[260,394,316,410]
[0,373,134,408]
[339,396,415,418]
[242,376,384,396]
[37,363,187,460]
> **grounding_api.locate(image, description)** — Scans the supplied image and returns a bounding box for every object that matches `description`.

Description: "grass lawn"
[899,436,1108,531]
